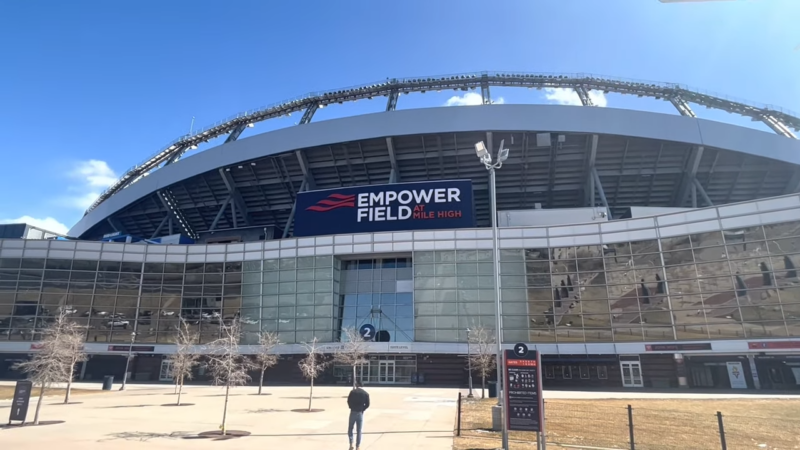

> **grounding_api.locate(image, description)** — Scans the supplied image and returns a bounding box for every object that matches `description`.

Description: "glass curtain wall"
[337,257,413,342]
[259,256,337,344]
[497,222,800,343]
[413,250,497,342]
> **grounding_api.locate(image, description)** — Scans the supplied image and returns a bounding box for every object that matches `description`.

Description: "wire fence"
[455,393,800,450]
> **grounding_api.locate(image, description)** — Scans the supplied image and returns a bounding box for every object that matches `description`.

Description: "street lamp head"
[475,141,491,163]
[497,139,509,163]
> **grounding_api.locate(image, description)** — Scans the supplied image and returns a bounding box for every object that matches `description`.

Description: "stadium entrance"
[334,354,417,385]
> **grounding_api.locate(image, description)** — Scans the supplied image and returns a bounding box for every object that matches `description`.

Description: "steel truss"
[87,71,800,214]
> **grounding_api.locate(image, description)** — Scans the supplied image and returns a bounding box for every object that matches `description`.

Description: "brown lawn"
[455,397,800,450]
[0,385,101,401]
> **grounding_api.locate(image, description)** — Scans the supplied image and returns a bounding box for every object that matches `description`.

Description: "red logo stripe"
[327,194,355,200]
[306,202,355,212]
[306,193,357,212]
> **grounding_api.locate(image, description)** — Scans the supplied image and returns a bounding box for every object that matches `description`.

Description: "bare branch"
[166,318,200,403]
[13,307,87,420]
[205,319,253,388]
[298,337,327,381]
[467,325,496,380]
[333,328,368,386]
[255,330,281,372]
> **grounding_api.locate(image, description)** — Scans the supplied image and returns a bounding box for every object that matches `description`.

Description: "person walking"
[347,381,370,450]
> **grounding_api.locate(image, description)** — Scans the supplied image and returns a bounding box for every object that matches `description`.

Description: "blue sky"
[0,0,798,235]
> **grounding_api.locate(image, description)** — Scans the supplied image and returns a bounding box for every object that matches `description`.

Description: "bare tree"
[254,331,280,395]
[298,337,327,411]
[467,325,496,399]
[14,308,86,423]
[205,320,253,435]
[166,318,199,406]
[333,327,368,388]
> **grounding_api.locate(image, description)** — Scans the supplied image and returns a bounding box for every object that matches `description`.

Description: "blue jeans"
[348,411,364,447]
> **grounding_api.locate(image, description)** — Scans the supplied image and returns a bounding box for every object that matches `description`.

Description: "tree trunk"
[352,364,357,388]
[33,383,45,425]
[221,383,230,435]
[177,376,183,406]
[482,376,486,399]
[308,377,314,411]
[65,362,74,404]
[259,368,264,395]
[174,377,178,395]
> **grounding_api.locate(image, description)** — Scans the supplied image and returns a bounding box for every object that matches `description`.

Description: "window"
[580,365,590,379]
[545,365,555,379]
[561,365,572,379]
[597,365,608,380]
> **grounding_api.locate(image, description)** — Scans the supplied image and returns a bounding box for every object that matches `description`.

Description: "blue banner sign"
[293,180,475,237]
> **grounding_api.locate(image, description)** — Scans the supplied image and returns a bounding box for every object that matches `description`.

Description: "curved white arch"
[69,104,800,237]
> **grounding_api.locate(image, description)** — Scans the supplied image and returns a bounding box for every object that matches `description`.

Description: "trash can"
[487,381,497,398]
[102,375,114,391]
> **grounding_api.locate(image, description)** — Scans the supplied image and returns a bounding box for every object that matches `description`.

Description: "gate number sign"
[359,324,376,340]
[504,347,544,433]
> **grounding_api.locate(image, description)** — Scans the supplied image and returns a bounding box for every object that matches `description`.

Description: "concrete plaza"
[0,382,458,450]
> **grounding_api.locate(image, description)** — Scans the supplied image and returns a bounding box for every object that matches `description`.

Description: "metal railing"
[455,393,800,449]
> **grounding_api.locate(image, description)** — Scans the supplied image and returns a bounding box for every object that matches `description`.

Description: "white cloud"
[543,88,608,107]
[1,216,69,235]
[63,160,119,210]
[444,92,505,106]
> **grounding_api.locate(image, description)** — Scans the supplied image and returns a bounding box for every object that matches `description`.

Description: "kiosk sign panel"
[8,380,32,423]
[293,180,475,236]
[504,349,544,432]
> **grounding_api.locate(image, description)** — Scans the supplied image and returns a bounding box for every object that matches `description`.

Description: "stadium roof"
[69,104,800,240]
[85,72,799,216]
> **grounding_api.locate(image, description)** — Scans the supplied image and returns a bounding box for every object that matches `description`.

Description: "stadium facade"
[3,73,800,390]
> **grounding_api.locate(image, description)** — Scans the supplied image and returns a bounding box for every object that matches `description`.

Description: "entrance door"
[620,361,644,388]
[159,360,174,382]
[378,361,395,384]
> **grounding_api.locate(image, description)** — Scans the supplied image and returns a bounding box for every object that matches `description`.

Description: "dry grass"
[0,385,100,401]
[455,397,800,450]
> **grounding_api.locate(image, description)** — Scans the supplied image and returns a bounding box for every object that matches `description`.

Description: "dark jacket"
[347,387,370,413]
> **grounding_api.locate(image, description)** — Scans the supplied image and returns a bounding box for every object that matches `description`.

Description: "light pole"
[119,331,136,391]
[466,328,474,398]
[475,139,510,450]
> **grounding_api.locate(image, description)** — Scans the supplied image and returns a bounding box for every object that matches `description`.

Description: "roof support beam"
[386,90,399,111]
[157,190,196,238]
[300,103,319,125]
[669,96,696,117]
[225,123,247,143]
[674,146,704,206]
[760,114,798,139]
[575,86,594,106]
[282,179,307,239]
[481,83,491,105]
[295,150,317,190]
[591,167,612,219]
[164,145,190,166]
[106,217,124,234]
[583,134,599,206]
[693,178,713,207]
[150,215,169,239]
[783,169,800,194]
[218,168,252,227]
[386,137,400,183]
[209,195,232,231]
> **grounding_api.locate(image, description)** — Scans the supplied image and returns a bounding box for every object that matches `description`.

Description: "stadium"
[2,72,800,390]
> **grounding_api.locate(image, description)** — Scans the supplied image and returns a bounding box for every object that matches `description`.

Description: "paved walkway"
[0,383,458,450]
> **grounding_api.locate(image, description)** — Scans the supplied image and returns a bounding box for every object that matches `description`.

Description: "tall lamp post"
[119,331,136,391]
[475,139,510,450]
[466,328,474,398]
